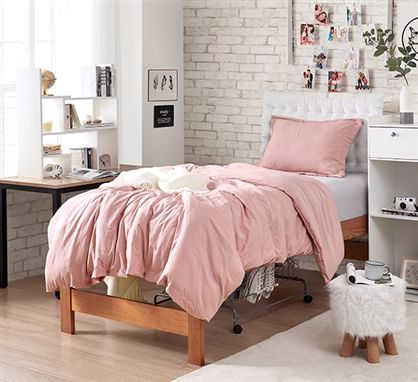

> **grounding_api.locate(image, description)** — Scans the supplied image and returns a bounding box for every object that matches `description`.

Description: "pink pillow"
[260,117,363,177]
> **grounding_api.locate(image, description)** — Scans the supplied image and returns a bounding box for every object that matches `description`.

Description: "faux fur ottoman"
[328,274,406,363]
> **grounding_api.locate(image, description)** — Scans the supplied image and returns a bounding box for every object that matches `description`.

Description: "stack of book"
[81,64,115,97]
[43,144,61,156]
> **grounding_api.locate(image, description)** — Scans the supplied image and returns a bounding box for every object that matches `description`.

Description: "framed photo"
[328,25,349,43]
[328,70,344,93]
[354,68,370,92]
[148,69,178,102]
[313,46,328,69]
[401,258,418,289]
[346,3,362,26]
[302,67,316,89]
[300,23,315,46]
[314,3,329,25]
[153,105,174,128]
[344,47,360,70]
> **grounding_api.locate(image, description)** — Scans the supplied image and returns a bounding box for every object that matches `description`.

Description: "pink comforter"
[45,163,344,321]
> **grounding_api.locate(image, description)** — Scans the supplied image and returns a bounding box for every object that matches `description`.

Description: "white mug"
[365,260,390,281]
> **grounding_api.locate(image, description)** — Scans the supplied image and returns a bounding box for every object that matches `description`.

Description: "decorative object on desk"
[148,69,178,102]
[313,3,328,25]
[302,67,315,89]
[43,163,63,179]
[300,23,315,46]
[363,27,416,124]
[312,46,328,69]
[67,168,117,180]
[154,105,174,128]
[41,69,56,96]
[99,154,111,170]
[401,258,418,289]
[354,68,370,92]
[327,70,343,93]
[42,120,53,132]
[346,3,362,26]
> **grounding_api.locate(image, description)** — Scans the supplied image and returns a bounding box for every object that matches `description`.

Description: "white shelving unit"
[368,115,418,276]
[17,69,118,178]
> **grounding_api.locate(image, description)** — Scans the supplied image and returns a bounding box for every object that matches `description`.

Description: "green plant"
[363,28,416,85]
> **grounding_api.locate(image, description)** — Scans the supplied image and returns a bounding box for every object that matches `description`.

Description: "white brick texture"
[184,0,418,165]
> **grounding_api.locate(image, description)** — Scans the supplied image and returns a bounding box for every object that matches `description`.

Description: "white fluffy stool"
[328,274,406,363]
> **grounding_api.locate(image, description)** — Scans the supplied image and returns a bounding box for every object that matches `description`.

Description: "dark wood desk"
[0,176,114,288]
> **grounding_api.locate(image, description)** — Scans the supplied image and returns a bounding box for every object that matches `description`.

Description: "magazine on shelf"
[66,168,118,180]
[346,263,393,286]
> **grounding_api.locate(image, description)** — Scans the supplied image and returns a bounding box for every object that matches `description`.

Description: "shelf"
[43,126,117,135]
[371,212,418,222]
[66,96,116,101]
[369,157,418,163]
[43,153,72,158]
[42,95,71,99]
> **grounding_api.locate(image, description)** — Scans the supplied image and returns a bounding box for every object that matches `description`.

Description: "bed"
[52,92,383,366]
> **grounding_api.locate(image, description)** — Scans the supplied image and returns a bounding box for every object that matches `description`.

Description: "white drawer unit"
[369,127,418,160]
[368,115,418,276]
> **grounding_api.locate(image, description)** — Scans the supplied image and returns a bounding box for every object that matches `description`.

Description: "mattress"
[309,173,367,222]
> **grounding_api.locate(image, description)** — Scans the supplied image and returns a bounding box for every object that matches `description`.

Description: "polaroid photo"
[354,68,370,92]
[302,67,316,89]
[300,23,315,46]
[328,70,344,93]
[314,3,329,25]
[344,47,360,70]
[313,46,328,69]
[328,25,349,43]
[347,3,362,26]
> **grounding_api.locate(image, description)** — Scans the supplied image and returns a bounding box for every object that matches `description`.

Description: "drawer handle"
[391,132,398,137]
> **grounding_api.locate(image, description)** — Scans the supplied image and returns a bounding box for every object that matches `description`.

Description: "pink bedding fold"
[45,163,344,321]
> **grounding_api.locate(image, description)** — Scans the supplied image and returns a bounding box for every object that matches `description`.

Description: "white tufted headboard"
[261,91,384,173]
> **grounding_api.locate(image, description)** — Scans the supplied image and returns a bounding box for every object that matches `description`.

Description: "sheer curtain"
[0,0,115,176]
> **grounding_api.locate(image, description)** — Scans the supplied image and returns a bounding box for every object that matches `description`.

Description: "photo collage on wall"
[299,2,371,93]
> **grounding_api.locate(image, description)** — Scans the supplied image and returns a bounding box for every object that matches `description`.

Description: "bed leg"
[187,314,205,366]
[60,287,75,334]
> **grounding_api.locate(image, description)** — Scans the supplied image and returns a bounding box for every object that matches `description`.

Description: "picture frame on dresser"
[401,258,418,289]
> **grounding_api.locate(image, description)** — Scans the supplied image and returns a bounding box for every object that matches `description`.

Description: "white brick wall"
[184,0,418,165]
[6,191,80,282]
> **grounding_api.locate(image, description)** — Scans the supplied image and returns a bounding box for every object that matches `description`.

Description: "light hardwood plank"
[0,270,329,382]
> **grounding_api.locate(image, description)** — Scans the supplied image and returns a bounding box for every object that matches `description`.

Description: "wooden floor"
[0,270,329,382]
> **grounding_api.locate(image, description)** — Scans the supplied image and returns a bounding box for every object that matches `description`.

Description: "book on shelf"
[64,104,72,130]
[66,168,118,180]
[405,288,418,302]
[81,64,115,97]
[346,263,393,286]
[66,104,81,129]
[81,122,115,129]
[69,147,94,169]
[43,144,62,155]
[381,207,418,218]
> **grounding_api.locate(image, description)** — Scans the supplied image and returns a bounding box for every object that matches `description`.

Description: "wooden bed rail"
[60,287,205,366]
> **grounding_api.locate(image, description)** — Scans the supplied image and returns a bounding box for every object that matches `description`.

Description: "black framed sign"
[154,105,174,128]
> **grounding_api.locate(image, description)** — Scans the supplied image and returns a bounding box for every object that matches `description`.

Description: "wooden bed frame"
[59,215,368,366]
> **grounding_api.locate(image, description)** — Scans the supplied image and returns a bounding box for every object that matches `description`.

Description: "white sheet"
[309,173,367,222]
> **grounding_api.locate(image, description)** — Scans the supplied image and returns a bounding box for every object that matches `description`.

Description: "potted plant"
[363,28,417,124]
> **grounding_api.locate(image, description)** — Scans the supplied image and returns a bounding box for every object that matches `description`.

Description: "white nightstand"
[368,115,418,275]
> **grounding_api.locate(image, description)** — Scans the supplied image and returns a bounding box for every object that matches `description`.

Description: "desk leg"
[0,188,7,288]
[52,191,62,215]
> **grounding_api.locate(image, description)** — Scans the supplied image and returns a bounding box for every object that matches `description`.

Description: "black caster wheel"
[55,291,61,300]
[303,295,313,303]
[232,324,243,334]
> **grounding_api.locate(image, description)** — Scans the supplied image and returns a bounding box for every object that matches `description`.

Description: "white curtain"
[0,0,116,176]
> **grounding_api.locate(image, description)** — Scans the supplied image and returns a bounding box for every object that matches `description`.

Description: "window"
[0,0,100,176]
